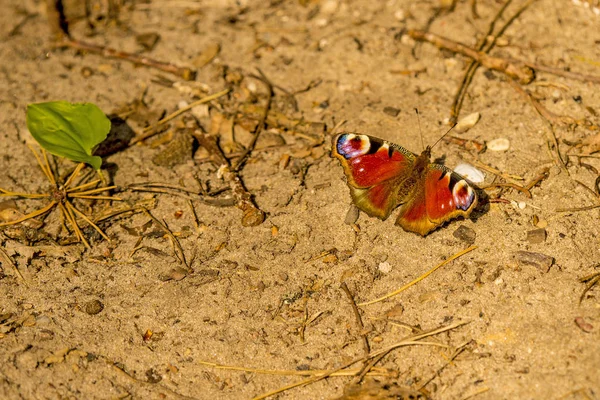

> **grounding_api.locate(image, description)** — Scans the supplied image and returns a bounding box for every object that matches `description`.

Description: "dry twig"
[0,247,26,284]
[141,208,190,271]
[580,267,600,304]
[132,89,231,145]
[234,69,274,171]
[251,322,466,400]
[57,38,196,81]
[341,282,370,358]
[408,30,534,85]
[191,130,265,226]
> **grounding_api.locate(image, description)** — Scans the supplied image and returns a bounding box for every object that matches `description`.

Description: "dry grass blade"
[141,208,190,271]
[555,180,600,212]
[461,387,491,400]
[0,201,57,227]
[482,182,532,198]
[358,246,477,306]
[66,179,102,193]
[471,160,524,183]
[66,201,111,242]
[197,361,395,377]
[579,267,600,304]
[59,202,90,248]
[27,145,55,184]
[63,163,86,189]
[134,89,231,144]
[1,146,121,246]
[251,322,465,400]
[69,185,118,196]
[0,189,50,199]
[0,247,27,284]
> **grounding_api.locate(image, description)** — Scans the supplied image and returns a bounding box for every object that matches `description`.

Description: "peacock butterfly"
[332,133,477,236]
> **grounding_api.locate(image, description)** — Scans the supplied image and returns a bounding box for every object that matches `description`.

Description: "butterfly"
[332,133,478,236]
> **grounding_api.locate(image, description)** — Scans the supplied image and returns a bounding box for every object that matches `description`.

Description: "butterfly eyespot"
[452,180,475,211]
[337,134,371,159]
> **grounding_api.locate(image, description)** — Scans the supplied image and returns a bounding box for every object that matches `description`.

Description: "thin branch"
[408,29,534,85]
[58,38,197,81]
[481,182,532,198]
[233,69,274,171]
[251,322,465,400]
[191,131,265,226]
[133,89,231,144]
[341,282,370,358]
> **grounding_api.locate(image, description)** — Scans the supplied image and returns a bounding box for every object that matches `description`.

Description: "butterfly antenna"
[415,108,425,151]
[431,122,457,150]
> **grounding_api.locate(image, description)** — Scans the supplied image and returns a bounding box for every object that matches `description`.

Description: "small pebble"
[526,228,547,244]
[278,272,288,282]
[344,204,360,225]
[167,267,189,281]
[84,300,104,315]
[454,163,485,183]
[394,9,406,21]
[453,225,476,244]
[454,112,480,133]
[518,201,527,210]
[320,0,339,14]
[488,138,510,152]
[378,261,392,274]
[384,303,404,318]
[36,315,51,326]
[383,106,400,117]
[136,32,161,51]
[515,251,554,272]
[574,317,594,333]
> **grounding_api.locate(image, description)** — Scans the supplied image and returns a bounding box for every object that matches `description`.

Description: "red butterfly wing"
[333,133,414,220]
[395,162,477,236]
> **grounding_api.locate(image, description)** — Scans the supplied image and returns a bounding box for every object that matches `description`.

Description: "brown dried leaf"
[192,43,221,68]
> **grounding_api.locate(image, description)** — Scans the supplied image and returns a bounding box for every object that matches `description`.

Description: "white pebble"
[320,0,339,14]
[518,201,527,210]
[378,262,392,274]
[315,18,329,27]
[454,112,480,133]
[246,81,257,93]
[394,9,406,21]
[453,163,485,183]
[487,138,510,152]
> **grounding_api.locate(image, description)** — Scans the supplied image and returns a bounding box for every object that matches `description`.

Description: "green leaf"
[26,101,111,170]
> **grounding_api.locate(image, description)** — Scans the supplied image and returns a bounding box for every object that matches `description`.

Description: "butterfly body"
[332,133,477,236]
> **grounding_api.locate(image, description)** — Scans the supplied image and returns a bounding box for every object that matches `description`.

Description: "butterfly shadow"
[469,185,490,224]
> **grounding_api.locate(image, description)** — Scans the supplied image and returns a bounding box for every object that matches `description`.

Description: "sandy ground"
[1,0,600,399]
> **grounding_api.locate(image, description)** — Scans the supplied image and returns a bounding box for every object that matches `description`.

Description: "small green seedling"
[26,101,111,170]
[0,101,119,248]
